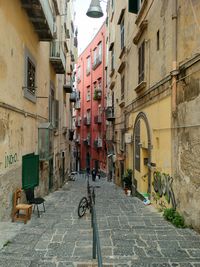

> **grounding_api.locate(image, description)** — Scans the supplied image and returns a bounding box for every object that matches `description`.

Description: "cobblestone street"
[0,175,200,267]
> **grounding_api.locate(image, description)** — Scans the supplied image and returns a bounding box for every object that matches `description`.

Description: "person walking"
[86,166,90,179]
[92,168,96,182]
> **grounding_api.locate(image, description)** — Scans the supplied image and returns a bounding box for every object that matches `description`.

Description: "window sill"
[118,61,126,74]
[134,81,147,94]
[109,68,115,78]
[119,99,125,107]
[133,20,148,45]
[23,89,36,103]
[135,0,148,26]
[119,46,126,59]
[109,80,115,90]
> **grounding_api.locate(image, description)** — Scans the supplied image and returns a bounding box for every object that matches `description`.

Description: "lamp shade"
[86,0,104,18]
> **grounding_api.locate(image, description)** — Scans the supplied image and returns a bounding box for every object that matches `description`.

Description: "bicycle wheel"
[78,197,88,217]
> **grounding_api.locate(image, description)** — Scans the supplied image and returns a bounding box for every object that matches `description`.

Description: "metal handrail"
[91,197,103,266]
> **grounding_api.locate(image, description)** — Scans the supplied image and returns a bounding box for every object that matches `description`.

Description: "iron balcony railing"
[94,115,102,124]
[63,77,73,93]
[75,100,81,109]
[70,91,77,102]
[84,117,91,126]
[75,119,81,127]
[94,138,102,148]
[40,0,54,37]
[105,106,115,121]
[50,41,66,73]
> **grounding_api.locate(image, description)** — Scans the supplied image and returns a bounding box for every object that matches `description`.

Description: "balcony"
[83,137,90,146]
[50,41,66,74]
[94,115,102,124]
[63,77,73,93]
[21,0,55,41]
[70,91,76,102]
[75,136,80,144]
[75,100,81,110]
[105,107,115,121]
[75,119,81,127]
[93,89,102,100]
[84,117,91,126]
[94,138,102,149]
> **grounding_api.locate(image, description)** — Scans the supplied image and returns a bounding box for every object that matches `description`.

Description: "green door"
[22,153,39,189]
[49,158,54,190]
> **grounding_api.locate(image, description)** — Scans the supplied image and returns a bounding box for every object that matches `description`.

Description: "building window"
[138,41,145,84]
[129,0,143,14]
[98,42,102,62]
[120,19,125,50]
[77,66,81,82]
[93,48,97,65]
[111,0,114,9]
[49,84,59,129]
[157,30,160,51]
[93,82,97,94]
[86,86,91,101]
[24,48,37,103]
[86,56,91,75]
[121,75,125,100]
[120,131,125,151]
[86,109,91,120]
[98,78,102,90]
[27,59,36,95]
[111,46,114,71]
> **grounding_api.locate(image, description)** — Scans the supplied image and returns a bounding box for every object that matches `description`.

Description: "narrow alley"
[0,175,200,267]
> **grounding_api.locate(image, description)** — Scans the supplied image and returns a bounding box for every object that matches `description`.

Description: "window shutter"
[129,0,138,14]
[54,100,59,128]
[22,153,39,189]
[135,121,140,172]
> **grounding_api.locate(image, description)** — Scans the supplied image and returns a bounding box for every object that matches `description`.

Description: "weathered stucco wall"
[174,60,200,230]
[0,0,51,220]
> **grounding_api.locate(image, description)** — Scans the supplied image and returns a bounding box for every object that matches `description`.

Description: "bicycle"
[78,178,100,218]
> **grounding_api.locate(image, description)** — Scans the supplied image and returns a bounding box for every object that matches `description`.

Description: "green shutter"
[129,0,138,14]
[22,153,39,189]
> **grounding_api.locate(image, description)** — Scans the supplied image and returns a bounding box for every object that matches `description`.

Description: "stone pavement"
[0,175,200,267]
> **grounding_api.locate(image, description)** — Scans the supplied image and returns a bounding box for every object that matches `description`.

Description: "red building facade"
[75,23,106,172]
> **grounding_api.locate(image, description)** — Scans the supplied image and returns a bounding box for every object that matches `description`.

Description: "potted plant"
[123,169,133,195]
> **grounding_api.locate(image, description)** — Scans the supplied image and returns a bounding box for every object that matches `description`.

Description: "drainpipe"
[171,0,178,179]
[171,0,178,115]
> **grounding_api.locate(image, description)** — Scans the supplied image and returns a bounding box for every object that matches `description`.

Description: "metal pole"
[93,207,102,266]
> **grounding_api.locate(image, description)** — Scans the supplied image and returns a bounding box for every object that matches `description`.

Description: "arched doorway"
[133,112,152,194]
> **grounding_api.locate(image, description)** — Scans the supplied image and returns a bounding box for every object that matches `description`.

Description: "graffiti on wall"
[152,171,176,209]
[5,153,18,168]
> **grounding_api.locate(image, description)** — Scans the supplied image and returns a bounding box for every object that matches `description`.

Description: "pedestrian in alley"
[92,168,96,181]
[86,166,90,179]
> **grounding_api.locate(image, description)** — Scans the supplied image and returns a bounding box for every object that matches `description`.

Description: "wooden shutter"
[135,121,140,172]
[22,153,39,189]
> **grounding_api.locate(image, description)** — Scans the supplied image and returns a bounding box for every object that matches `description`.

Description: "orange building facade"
[75,23,107,173]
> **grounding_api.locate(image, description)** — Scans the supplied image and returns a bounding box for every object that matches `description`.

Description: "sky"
[74,0,107,55]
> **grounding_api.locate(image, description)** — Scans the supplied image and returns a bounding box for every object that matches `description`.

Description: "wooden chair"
[12,188,32,224]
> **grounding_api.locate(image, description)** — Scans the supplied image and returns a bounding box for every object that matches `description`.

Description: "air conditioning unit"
[98,138,102,147]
